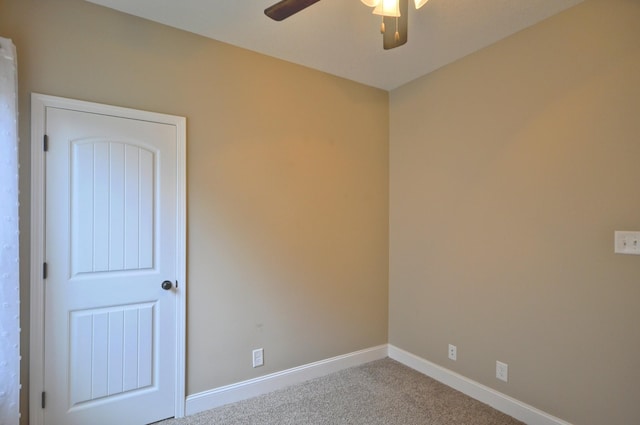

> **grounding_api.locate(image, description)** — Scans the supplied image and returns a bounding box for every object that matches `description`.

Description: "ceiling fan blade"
[383,0,408,49]
[265,0,322,21]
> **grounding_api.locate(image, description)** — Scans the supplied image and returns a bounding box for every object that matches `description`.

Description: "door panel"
[69,302,156,406]
[44,107,178,425]
[71,140,155,274]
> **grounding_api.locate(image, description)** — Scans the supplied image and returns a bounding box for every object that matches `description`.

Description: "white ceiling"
[87,0,583,90]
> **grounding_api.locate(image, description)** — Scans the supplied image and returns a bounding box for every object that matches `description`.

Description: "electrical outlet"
[496,361,508,382]
[448,344,457,361]
[252,348,264,368]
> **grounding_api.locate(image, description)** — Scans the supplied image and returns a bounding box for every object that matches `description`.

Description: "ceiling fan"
[264,0,422,50]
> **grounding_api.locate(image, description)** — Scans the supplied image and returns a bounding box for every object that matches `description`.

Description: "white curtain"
[0,37,20,425]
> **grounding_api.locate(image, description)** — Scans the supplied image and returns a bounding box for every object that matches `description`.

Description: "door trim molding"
[29,93,187,424]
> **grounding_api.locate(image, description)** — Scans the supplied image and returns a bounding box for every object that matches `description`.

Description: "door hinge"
[41,391,46,409]
[43,134,49,152]
[43,262,48,279]
[176,280,179,289]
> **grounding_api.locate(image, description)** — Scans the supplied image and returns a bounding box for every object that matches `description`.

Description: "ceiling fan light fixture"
[264,0,412,50]
[414,0,429,9]
[372,0,401,17]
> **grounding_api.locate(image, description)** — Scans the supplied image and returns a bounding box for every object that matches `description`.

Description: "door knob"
[161,280,173,290]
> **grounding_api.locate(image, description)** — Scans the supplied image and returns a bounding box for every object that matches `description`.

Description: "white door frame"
[29,93,187,424]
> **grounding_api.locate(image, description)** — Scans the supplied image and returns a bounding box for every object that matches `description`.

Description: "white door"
[42,105,182,425]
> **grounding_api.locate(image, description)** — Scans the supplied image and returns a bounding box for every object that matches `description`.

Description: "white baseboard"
[185,344,388,416]
[388,345,572,425]
[185,344,571,425]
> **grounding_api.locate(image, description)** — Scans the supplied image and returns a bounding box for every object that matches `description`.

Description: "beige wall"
[6,0,640,423]
[389,1,640,424]
[1,0,389,421]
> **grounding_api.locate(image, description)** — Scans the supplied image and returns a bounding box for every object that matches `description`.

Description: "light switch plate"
[614,231,640,255]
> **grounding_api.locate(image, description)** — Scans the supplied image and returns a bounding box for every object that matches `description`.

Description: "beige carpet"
[160,358,525,425]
